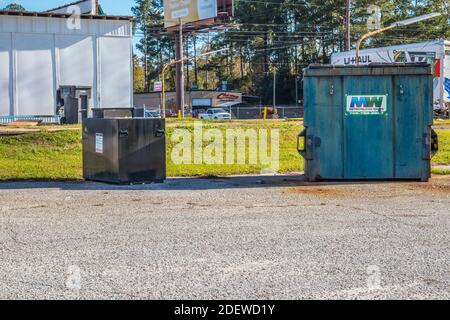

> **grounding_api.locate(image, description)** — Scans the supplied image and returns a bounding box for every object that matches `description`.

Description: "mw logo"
[349,96,384,108]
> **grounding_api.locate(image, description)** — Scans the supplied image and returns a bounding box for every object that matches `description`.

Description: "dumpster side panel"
[303,76,344,180]
[343,76,394,179]
[302,76,316,180]
[118,119,166,183]
[83,118,166,184]
[394,75,432,179]
[82,118,120,183]
[423,73,434,181]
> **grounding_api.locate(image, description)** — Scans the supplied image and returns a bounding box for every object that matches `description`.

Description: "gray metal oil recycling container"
[298,63,438,182]
[83,117,166,184]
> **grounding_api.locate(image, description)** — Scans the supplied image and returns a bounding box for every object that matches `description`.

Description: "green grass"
[431,129,450,175]
[166,120,303,177]
[0,121,449,181]
[431,168,450,175]
[434,119,450,125]
[0,130,82,180]
[0,121,304,180]
[433,130,450,166]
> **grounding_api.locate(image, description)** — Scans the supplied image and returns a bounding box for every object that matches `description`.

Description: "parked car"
[144,110,161,118]
[198,108,232,120]
[165,110,178,118]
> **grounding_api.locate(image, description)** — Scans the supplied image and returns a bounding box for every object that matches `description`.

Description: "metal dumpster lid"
[304,63,432,76]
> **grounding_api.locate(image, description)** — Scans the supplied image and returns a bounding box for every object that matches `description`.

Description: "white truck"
[331,40,450,116]
[198,108,232,120]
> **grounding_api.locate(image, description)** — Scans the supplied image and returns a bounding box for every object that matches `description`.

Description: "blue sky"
[1,0,135,16]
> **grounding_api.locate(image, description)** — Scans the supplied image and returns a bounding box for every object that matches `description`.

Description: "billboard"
[164,0,218,28]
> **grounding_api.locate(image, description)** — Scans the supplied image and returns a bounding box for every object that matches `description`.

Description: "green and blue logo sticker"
[345,94,388,116]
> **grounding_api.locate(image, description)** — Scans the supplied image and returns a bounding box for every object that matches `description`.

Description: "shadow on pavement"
[0,174,417,191]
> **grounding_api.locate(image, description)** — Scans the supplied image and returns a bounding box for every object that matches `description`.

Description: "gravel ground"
[0,175,449,300]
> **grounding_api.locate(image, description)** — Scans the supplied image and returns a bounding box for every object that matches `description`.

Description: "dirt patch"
[285,176,450,198]
[0,126,80,136]
[0,128,40,136]
[398,175,450,195]
[402,181,450,195]
[286,186,363,198]
[433,125,450,130]
[433,122,450,130]
[5,121,40,127]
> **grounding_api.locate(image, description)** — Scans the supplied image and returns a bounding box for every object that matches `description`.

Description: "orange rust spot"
[285,176,450,198]
[402,182,450,195]
[286,186,358,198]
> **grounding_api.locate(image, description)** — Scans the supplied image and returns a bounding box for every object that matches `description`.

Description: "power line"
[234,0,346,9]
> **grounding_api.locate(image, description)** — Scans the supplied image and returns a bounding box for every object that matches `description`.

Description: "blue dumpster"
[298,63,438,182]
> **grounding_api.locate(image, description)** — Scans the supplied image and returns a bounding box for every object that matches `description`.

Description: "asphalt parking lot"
[0,175,449,300]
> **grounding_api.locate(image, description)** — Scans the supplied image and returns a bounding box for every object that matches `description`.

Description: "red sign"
[217,93,239,100]
[434,59,441,77]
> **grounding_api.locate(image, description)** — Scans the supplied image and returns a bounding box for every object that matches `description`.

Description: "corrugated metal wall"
[0,33,11,116]
[0,15,131,37]
[0,15,132,117]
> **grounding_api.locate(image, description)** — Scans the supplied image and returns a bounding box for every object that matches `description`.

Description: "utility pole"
[205,32,210,89]
[345,0,351,51]
[143,27,148,91]
[193,36,198,87]
[273,67,276,107]
[161,49,227,118]
[175,18,185,117]
[185,36,190,91]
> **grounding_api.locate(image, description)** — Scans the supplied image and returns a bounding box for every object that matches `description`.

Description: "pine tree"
[132,0,174,91]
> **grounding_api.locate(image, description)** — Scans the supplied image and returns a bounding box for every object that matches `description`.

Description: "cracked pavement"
[0,175,449,299]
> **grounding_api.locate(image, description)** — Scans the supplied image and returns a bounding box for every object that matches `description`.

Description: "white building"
[0,0,133,120]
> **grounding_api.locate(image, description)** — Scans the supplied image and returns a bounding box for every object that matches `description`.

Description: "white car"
[198,108,232,120]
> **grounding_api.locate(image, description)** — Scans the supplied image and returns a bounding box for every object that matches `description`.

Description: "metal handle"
[119,130,128,137]
[431,128,438,158]
[155,129,165,138]
[423,128,439,160]
[297,128,306,158]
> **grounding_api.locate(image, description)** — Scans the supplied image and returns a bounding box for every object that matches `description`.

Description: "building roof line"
[44,0,93,13]
[0,10,132,21]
